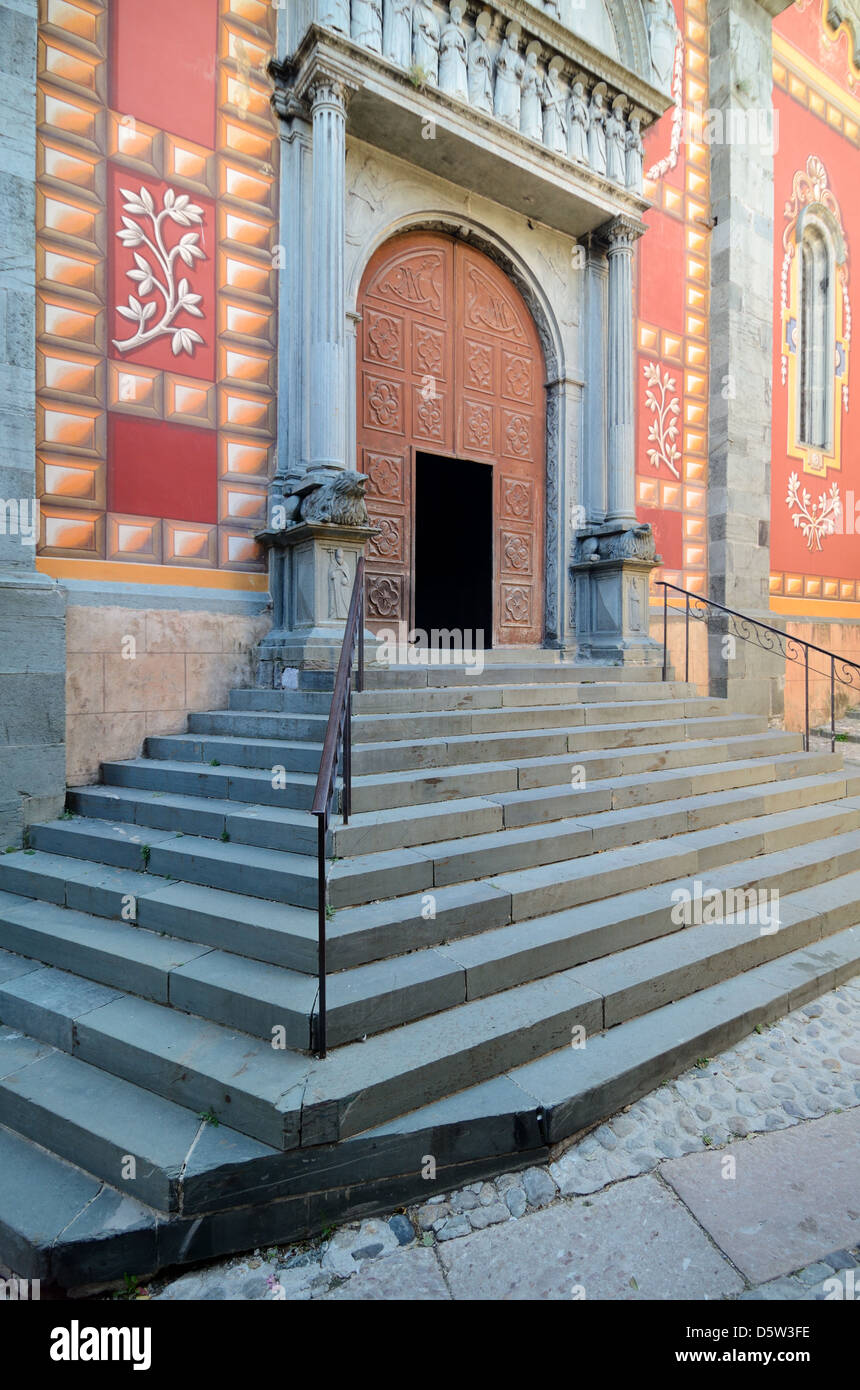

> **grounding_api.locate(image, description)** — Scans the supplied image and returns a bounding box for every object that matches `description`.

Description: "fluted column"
[308,73,350,472]
[604,216,642,526]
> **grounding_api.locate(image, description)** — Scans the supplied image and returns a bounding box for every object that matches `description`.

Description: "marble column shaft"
[605,218,640,526]
[309,76,349,471]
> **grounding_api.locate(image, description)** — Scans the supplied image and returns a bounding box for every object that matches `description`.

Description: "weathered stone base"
[572,555,663,665]
[256,522,383,685]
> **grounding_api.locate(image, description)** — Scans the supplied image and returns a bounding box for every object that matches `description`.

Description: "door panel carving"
[357,232,544,643]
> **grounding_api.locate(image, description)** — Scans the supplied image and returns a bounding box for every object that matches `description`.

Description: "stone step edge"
[2,867,857,1189]
[76,747,836,852]
[3,840,857,1090]
[1,926,857,1292]
[1,801,855,979]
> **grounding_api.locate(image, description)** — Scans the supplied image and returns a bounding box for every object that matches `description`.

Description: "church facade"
[1,0,859,841]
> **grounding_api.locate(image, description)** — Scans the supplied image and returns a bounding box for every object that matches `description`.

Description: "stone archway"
[356,230,546,646]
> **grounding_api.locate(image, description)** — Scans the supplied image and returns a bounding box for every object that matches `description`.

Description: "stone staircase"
[2,656,860,1292]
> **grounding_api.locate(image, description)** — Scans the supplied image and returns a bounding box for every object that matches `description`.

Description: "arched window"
[798,224,834,450]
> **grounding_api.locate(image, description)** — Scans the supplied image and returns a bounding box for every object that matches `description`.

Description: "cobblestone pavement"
[144,975,860,1302]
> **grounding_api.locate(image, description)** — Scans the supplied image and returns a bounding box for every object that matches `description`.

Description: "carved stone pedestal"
[255,521,381,685]
[571,523,662,663]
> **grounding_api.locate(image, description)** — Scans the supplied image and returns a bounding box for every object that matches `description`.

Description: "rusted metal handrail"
[311,555,366,1058]
[658,580,860,753]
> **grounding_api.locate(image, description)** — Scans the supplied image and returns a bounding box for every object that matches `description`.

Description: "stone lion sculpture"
[300,469,370,527]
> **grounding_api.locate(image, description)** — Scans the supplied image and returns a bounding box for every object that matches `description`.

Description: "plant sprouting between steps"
[140,844,151,868]
[198,1109,219,1127]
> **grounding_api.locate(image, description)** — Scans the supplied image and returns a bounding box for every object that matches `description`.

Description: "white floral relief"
[786,471,841,551]
[645,34,685,184]
[113,186,206,356]
[643,360,681,478]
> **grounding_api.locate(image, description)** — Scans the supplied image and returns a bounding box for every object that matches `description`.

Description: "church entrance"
[414,452,493,648]
[356,230,546,645]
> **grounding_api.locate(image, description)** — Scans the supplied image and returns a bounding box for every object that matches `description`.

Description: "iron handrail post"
[804,646,809,752]
[310,555,366,1060]
[684,592,690,685]
[662,584,668,682]
[316,814,327,1058]
[831,655,836,754]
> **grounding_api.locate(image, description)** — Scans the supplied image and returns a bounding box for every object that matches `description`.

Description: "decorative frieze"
[313,1,658,194]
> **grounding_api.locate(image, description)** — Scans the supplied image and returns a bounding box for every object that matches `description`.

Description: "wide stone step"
[4,922,858,1292]
[229,679,693,717]
[28,775,860,915]
[0,886,465,1051]
[347,730,803,811]
[100,757,316,810]
[327,771,852,907]
[0,1028,278,1212]
[145,732,324,775]
[432,831,860,997]
[5,832,857,1112]
[298,914,860,1144]
[1,800,854,986]
[319,659,666,689]
[142,715,777,785]
[348,712,771,775]
[65,745,830,860]
[188,696,730,747]
[324,751,840,857]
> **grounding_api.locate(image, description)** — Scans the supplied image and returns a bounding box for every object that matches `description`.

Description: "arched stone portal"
[356,231,546,646]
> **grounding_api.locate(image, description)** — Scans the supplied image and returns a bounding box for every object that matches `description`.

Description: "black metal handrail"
[658,580,860,753]
[311,555,366,1058]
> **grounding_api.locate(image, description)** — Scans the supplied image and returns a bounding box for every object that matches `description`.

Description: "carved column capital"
[307,72,354,111]
[295,53,359,113]
[602,214,646,253]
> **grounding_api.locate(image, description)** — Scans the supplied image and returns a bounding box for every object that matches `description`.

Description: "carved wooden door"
[357,231,544,644]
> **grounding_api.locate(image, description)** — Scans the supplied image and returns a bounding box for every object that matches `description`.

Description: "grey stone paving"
[150,976,860,1301]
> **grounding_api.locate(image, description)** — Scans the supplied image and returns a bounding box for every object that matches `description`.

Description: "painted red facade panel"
[110,0,218,148]
[108,415,218,523]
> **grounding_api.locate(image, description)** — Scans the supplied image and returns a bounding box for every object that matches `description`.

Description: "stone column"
[273,94,312,500]
[570,215,658,664]
[707,0,792,713]
[0,0,66,844]
[582,236,608,526]
[308,72,350,474]
[605,216,641,527]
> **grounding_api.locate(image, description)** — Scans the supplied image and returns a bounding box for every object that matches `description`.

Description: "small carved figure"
[318,0,350,34]
[542,63,567,155]
[625,114,645,193]
[629,580,642,632]
[468,16,493,114]
[587,88,607,176]
[606,102,626,183]
[494,32,524,129]
[382,0,412,67]
[567,80,589,164]
[328,548,352,620]
[352,0,383,52]
[520,50,543,143]
[301,469,370,527]
[413,0,440,85]
[439,2,469,102]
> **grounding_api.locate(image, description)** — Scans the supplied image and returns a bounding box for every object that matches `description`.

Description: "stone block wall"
[65,603,269,785]
[0,0,67,847]
[783,620,860,733]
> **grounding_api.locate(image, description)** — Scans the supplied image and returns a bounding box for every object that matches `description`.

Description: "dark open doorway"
[414,452,493,649]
